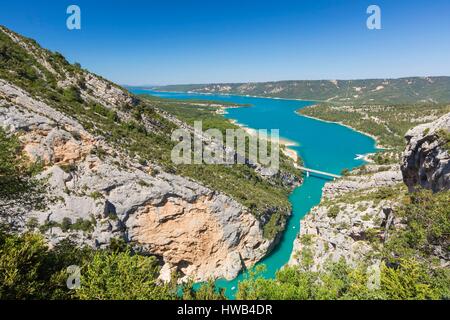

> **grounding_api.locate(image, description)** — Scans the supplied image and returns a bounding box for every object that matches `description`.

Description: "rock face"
[322,166,403,200]
[289,165,403,270]
[128,194,268,281]
[0,25,300,282]
[290,112,450,270]
[0,75,272,281]
[401,112,450,192]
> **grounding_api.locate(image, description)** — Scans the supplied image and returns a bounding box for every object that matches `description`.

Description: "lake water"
[130,89,377,298]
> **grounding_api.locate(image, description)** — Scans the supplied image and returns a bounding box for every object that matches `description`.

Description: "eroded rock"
[401,112,450,192]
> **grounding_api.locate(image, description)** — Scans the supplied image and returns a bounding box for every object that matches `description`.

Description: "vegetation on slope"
[0,126,223,300]
[299,103,450,152]
[1,187,447,300]
[2,26,448,300]
[139,95,300,238]
[156,77,450,104]
[0,230,226,300]
[237,187,450,300]
[0,128,46,225]
[140,94,301,177]
[0,26,300,239]
[237,258,448,300]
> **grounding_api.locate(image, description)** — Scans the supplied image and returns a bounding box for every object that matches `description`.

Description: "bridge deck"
[298,166,341,179]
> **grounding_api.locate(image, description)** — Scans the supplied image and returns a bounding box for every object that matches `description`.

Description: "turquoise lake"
[130,89,377,299]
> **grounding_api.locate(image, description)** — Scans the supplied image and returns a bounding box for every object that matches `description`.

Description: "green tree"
[0,231,48,299]
[0,129,46,226]
[0,230,94,300]
[181,279,226,300]
[380,259,444,300]
[75,250,176,300]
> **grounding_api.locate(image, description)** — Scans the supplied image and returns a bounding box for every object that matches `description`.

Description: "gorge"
[130,89,378,297]
[1,24,449,300]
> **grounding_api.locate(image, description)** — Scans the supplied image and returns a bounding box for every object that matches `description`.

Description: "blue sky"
[1,0,449,85]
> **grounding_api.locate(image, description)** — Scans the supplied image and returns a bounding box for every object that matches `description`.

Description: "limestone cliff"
[0,78,273,281]
[0,26,300,282]
[401,113,450,192]
[289,112,450,270]
[289,165,403,269]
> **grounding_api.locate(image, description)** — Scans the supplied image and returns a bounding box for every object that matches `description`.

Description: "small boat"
[354,154,365,160]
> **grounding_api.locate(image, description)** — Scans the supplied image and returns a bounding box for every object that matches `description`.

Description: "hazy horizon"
[123,75,450,88]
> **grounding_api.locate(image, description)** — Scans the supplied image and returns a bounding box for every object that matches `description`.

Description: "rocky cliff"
[0,26,300,282]
[290,112,450,271]
[0,77,272,281]
[289,165,403,269]
[401,113,450,192]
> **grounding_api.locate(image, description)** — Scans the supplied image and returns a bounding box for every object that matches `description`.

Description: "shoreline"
[228,119,300,164]
[298,112,385,150]
[148,88,325,103]
[148,88,381,164]
[150,88,382,150]
[136,89,381,297]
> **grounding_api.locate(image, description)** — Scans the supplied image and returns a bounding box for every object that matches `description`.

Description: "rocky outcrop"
[128,194,268,281]
[289,165,403,270]
[0,78,270,282]
[0,25,301,283]
[401,112,450,192]
[322,165,403,200]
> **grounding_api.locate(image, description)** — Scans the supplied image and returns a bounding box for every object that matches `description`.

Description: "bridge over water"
[299,166,341,179]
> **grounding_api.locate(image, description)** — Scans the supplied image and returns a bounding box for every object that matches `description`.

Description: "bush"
[236,258,449,300]
[63,86,83,103]
[0,232,48,299]
[89,191,103,200]
[75,250,176,300]
[327,205,340,218]
[437,129,450,151]
[61,217,72,232]
[0,128,46,224]
[71,218,94,232]
[0,230,182,300]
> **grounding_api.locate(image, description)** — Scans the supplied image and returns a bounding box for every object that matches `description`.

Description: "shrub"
[60,163,77,173]
[71,218,94,232]
[89,191,103,200]
[63,86,83,103]
[75,250,176,300]
[437,129,450,151]
[327,205,340,218]
[61,217,73,232]
[0,128,46,223]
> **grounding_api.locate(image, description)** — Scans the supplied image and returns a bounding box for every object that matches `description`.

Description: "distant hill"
[155,77,450,104]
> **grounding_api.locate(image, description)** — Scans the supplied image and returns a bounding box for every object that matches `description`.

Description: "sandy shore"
[228,119,300,164]
[152,89,383,164]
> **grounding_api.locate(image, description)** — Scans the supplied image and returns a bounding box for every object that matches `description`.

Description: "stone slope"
[0,26,301,282]
[289,165,403,270]
[290,113,450,271]
[0,78,270,282]
[401,112,450,192]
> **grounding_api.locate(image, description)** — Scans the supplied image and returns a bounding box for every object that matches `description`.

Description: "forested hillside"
[156,77,450,104]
